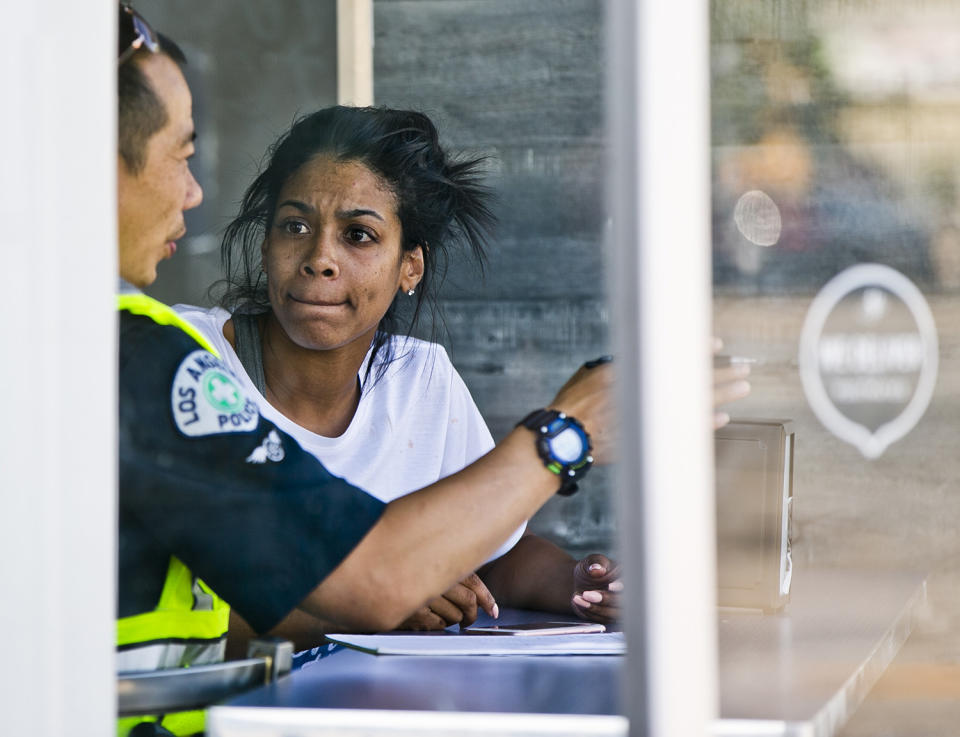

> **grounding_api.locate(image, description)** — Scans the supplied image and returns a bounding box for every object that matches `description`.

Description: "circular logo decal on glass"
[799,264,938,459]
[203,370,244,413]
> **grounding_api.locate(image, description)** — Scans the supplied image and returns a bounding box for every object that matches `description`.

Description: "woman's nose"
[301,232,339,278]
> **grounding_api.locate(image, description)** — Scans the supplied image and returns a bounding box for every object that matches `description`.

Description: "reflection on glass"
[712,1,960,734]
[733,188,783,247]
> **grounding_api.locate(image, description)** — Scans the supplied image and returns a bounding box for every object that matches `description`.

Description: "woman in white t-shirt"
[180,107,621,638]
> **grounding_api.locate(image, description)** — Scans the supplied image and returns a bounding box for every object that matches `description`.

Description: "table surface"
[717,568,925,736]
[208,568,925,737]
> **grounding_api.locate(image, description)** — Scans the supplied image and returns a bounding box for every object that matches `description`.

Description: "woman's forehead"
[278,155,398,212]
[283,155,387,192]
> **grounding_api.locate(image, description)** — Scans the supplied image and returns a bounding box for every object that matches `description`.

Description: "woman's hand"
[550,361,616,463]
[395,573,499,631]
[571,553,622,624]
[713,337,751,429]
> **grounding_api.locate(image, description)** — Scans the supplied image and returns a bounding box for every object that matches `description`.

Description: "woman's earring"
[407,288,416,296]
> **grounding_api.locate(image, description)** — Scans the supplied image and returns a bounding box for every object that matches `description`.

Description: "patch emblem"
[246,430,286,464]
[171,350,260,436]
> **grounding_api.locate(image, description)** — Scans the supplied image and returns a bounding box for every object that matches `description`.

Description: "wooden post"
[337,0,374,106]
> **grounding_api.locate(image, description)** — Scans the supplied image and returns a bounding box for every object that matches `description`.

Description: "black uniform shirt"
[118,310,385,633]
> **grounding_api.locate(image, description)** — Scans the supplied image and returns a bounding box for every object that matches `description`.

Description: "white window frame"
[0,1,116,734]
[607,1,717,734]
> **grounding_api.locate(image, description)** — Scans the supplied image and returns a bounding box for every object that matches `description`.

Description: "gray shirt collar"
[118,277,141,295]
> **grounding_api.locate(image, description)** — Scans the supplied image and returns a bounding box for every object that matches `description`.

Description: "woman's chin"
[269,314,379,356]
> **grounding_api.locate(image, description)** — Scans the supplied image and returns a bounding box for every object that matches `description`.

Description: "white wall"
[0,2,116,734]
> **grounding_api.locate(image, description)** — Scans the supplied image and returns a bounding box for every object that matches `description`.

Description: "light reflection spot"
[733,189,782,247]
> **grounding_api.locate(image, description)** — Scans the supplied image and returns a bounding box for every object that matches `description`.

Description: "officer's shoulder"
[120,310,211,362]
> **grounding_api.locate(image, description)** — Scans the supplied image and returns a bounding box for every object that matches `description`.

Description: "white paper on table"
[324,632,626,656]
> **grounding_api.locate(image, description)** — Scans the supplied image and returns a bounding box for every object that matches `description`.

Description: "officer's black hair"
[118,5,187,174]
[218,105,496,388]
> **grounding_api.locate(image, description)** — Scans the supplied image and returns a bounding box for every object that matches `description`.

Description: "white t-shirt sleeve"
[439,358,527,564]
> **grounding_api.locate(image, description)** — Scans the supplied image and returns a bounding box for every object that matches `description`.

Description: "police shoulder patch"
[171,349,260,436]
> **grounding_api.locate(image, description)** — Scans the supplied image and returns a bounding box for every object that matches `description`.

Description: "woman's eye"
[282,220,309,235]
[346,227,374,243]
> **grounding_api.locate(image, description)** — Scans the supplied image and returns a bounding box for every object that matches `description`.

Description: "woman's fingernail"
[492,604,499,619]
[582,590,603,603]
[608,580,624,592]
[572,595,591,609]
[588,563,604,572]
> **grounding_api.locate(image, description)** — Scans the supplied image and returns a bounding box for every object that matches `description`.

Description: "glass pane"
[712,1,960,733]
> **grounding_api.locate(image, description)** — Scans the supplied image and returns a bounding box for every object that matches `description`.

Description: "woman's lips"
[289,294,346,307]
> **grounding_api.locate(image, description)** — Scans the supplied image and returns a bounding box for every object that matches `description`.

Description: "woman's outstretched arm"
[296,362,615,633]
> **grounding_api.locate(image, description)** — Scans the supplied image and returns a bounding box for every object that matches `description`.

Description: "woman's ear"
[400,244,425,293]
[259,239,268,275]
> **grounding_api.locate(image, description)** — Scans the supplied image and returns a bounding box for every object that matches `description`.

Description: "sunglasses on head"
[118,4,159,66]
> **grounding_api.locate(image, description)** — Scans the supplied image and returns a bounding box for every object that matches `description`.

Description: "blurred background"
[137,0,960,731]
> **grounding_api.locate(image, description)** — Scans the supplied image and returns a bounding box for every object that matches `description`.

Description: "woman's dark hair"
[218,105,495,387]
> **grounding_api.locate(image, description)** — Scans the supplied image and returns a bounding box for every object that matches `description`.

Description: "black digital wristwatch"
[518,409,594,496]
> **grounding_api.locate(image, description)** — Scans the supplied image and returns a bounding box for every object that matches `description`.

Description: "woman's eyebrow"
[338,208,384,222]
[277,199,314,213]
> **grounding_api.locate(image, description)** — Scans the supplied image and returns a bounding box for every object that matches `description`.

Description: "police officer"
[115,4,614,735]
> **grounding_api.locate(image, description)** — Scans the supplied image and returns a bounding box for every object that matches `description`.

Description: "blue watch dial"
[550,425,586,463]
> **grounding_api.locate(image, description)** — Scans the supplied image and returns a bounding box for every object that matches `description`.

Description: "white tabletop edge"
[806,576,927,737]
[208,706,629,737]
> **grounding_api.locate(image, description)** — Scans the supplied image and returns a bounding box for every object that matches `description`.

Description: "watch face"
[551,426,586,463]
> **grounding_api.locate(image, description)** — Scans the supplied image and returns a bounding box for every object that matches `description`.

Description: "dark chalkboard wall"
[139,0,613,558]
[374,0,612,556]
